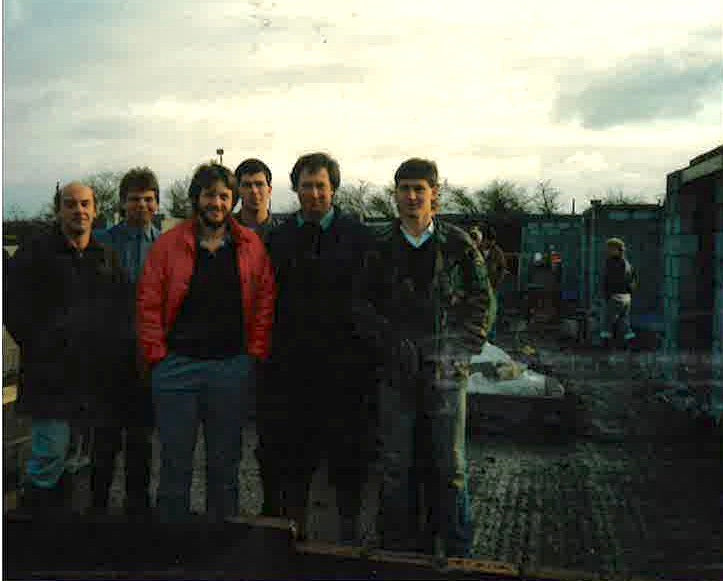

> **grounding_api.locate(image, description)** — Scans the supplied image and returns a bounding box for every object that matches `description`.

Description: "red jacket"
[137,218,276,365]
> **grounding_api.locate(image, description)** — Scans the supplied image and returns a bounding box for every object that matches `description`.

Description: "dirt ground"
[27,317,722,578]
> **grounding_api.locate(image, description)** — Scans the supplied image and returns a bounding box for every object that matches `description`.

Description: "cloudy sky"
[2,0,721,217]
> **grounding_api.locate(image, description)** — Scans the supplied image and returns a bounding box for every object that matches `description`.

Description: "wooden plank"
[224,514,295,533]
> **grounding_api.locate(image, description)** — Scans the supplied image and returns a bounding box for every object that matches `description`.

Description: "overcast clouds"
[2,0,721,216]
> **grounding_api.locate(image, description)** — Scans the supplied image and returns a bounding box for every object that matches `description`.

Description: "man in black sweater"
[261,152,376,543]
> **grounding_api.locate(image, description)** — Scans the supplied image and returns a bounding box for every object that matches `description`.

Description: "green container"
[581,204,664,333]
[520,215,583,300]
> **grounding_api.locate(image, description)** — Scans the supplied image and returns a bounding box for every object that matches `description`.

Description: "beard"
[199,206,230,229]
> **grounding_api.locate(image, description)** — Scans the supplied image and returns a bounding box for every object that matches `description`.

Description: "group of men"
[5,153,494,559]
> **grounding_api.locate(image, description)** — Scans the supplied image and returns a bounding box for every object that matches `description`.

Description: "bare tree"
[367,189,397,218]
[602,187,647,205]
[33,173,122,225]
[449,179,530,216]
[532,180,563,216]
[334,180,373,219]
[444,184,480,214]
[4,203,27,221]
[84,171,125,226]
[164,176,193,218]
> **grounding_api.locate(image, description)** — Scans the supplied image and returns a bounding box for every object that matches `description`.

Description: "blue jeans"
[377,360,472,557]
[600,294,635,341]
[152,351,253,523]
[26,419,71,488]
[488,291,502,342]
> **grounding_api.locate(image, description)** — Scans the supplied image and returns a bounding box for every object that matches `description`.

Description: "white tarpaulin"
[468,342,563,398]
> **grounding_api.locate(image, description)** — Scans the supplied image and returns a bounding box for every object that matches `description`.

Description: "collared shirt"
[296,208,335,231]
[96,222,160,283]
[400,220,435,248]
[238,211,271,232]
[198,227,233,252]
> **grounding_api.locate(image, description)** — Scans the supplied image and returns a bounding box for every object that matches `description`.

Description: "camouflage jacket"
[484,242,507,290]
[355,218,493,376]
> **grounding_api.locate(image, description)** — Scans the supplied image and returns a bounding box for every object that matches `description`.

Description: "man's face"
[197,180,234,229]
[607,244,623,258]
[297,167,334,220]
[58,184,97,236]
[395,178,437,222]
[124,189,158,227]
[239,172,272,213]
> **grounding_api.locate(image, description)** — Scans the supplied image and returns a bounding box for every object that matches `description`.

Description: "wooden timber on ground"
[4,511,713,581]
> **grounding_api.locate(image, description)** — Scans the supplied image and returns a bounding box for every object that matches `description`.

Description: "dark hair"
[119,167,160,205]
[188,164,238,211]
[234,158,272,187]
[394,158,438,188]
[54,182,97,213]
[393,158,440,211]
[289,152,340,192]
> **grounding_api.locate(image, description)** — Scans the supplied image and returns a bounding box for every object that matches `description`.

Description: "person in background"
[233,158,283,243]
[262,152,377,543]
[137,163,275,523]
[92,167,161,517]
[600,237,637,349]
[471,224,506,342]
[358,158,493,561]
[5,182,135,516]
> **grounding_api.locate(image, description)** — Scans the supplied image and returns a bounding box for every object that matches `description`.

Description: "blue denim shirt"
[94,222,161,283]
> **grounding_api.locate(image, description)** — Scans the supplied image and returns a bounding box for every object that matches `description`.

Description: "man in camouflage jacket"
[356,158,493,560]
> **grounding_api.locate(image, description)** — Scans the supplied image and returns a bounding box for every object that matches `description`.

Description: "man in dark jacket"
[357,158,493,560]
[600,237,637,348]
[5,182,135,515]
[261,152,376,543]
[92,167,162,516]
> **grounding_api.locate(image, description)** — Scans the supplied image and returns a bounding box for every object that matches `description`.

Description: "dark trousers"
[258,401,370,520]
[258,355,375,532]
[91,426,153,511]
[377,361,471,557]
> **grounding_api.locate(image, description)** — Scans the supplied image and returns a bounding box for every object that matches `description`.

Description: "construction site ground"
[5,317,722,579]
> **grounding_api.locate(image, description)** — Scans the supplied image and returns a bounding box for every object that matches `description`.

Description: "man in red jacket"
[137,163,275,523]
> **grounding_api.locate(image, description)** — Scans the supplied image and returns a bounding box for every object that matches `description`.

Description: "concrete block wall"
[712,181,723,422]
[663,146,723,421]
[582,203,664,342]
[662,173,681,363]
